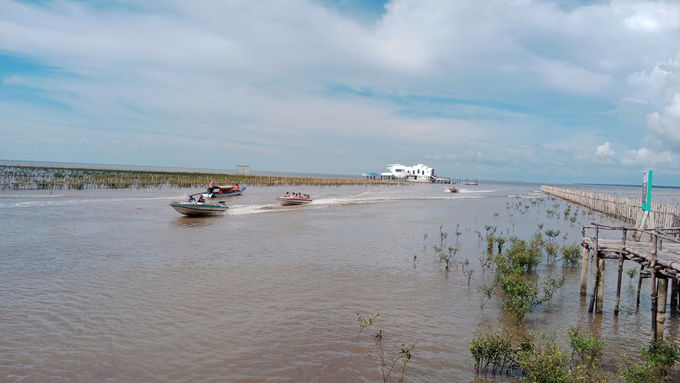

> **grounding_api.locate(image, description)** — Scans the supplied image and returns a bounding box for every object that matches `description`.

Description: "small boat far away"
[448,186,458,193]
[276,195,312,206]
[170,201,228,216]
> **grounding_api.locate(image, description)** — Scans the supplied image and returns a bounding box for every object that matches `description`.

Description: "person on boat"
[197,195,206,203]
[208,182,215,193]
[188,196,196,202]
[234,184,240,191]
[285,192,290,197]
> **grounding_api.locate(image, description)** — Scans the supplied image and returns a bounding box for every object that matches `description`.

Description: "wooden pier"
[581,224,680,342]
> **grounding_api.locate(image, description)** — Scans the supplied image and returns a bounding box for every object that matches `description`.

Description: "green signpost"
[642,170,652,212]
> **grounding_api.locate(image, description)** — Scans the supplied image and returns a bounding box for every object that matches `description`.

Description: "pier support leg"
[651,235,659,343]
[588,251,600,313]
[580,245,590,296]
[615,255,624,316]
[656,277,668,341]
[671,278,678,313]
[637,265,644,307]
[596,256,605,314]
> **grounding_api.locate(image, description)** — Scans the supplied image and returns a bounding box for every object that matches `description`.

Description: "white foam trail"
[458,189,498,194]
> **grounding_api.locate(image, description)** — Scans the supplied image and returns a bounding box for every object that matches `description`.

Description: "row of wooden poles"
[580,225,680,342]
[0,170,407,190]
[541,185,680,228]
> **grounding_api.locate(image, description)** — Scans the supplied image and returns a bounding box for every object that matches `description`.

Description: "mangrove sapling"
[475,230,483,244]
[544,229,561,242]
[641,340,680,377]
[545,243,559,265]
[619,359,660,383]
[541,276,565,308]
[438,224,448,251]
[561,244,581,267]
[356,312,380,339]
[478,283,495,308]
[455,224,462,242]
[440,246,458,272]
[626,267,639,280]
[375,336,417,383]
[469,326,517,375]
[566,325,604,370]
[464,269,475,285]
[495,236,506,254]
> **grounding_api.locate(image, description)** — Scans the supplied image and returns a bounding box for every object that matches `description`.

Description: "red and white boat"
[276,196,312,206]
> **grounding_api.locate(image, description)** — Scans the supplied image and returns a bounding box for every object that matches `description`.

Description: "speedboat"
[276,196,312,206]
[448,186,458,193]
[170,201,228,216]
[200,185,246,199]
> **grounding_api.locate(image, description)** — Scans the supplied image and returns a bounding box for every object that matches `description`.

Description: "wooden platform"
[583,237,680,277]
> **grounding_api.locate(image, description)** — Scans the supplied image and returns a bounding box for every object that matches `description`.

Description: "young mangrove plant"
[545,242,560,265]
[455,224,462,242]
[626,267,639,280]
[356,312,380,339]
[464,269,475,285]
[478,283,495,308]
[561,244,581,267]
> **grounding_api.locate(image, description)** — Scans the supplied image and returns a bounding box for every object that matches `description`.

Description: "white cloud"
[2,76,26,85]
[595,142,615,157]
[614,0,680,33]
[620,147,675,166]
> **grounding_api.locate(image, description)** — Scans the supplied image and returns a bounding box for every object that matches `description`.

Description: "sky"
[2,0,680,184]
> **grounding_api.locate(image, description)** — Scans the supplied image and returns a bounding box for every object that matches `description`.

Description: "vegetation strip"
[0,165,404,190]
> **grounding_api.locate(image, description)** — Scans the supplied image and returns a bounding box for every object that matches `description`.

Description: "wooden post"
[596,255,606,314]
[672,278,679,312]
[651,234,658,342]
[656,277,668,341]
[615,229,627,315]
[588,227,600,313]
[580,243,590,296]
[637,264,644,307]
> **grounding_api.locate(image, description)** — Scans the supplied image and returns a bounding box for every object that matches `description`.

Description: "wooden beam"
[651,234,658,343]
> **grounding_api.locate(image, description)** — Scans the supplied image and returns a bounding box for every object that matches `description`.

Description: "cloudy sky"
[2,0,680,184]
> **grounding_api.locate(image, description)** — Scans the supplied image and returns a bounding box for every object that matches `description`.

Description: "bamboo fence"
[0,165,405,190]
[541,185,680,228]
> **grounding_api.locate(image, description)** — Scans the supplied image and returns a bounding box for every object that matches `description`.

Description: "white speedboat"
[170,201,228,216]
[448,186,458,193]
[276,196,312,206]
[199,185,246,199]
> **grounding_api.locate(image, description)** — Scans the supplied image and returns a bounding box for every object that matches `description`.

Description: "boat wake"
[226,193,485,216]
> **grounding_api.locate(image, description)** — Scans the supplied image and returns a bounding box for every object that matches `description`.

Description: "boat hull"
[276,197,312,206]
[448,187,458,193]
[170,202,228,216]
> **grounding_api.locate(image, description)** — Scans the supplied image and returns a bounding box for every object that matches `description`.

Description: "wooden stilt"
[615,229,627,315]
[656,277,668,341]
[588,227,600,313]
[596,256,605,314]
[580,245,590,296]
[637,264,644,307]
[651,234,658,343]
[671,278,678,312]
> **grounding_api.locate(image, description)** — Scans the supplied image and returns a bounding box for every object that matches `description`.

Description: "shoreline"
[0,164,405,190]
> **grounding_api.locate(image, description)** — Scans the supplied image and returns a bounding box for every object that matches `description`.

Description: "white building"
[381,164,436,182]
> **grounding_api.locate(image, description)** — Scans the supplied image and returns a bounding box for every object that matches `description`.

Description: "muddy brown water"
[1,183,678,382]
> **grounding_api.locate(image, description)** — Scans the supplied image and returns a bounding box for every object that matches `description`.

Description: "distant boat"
[276,196,312,206]
[200,185,246,199]
[448,186,458,193]
[170,201,228,216]
[464,181,478,186]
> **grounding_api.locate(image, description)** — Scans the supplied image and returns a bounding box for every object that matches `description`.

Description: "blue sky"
[2,0,680,184]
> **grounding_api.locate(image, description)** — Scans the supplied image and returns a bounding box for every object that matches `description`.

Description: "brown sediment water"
[0,183,678,382]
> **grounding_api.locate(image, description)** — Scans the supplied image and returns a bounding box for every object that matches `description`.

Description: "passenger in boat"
[234,184,240,191]
[208,181,215,193]
[284,192,290,197]
[188,196,196,202]
[197,195,206,203]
